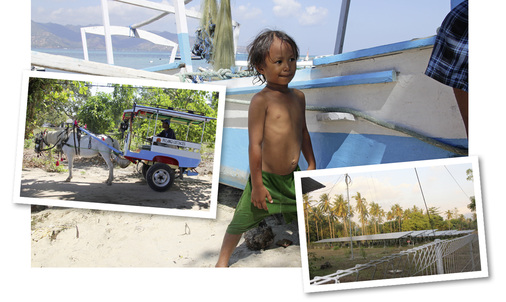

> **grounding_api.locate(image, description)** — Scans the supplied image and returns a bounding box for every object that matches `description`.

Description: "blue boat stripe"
[314,36,436,66]
[143,62,182,72]
[226,70,396,95]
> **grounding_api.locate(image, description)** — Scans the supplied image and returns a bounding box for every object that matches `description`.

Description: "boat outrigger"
[120,103,216,191]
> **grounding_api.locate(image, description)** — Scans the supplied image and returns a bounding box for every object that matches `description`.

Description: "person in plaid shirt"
[425,0,468,137]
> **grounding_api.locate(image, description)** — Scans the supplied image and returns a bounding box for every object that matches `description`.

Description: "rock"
[275,239,293,248]
[244,220,275,250]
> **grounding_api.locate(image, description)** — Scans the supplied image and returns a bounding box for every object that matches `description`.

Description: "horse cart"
[34,103,215,192]
[120,103,216,192]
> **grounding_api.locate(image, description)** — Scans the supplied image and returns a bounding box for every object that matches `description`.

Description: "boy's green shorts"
[226,167,300,235]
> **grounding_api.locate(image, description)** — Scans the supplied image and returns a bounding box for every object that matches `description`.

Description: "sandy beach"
[30,201,301,267]
[26,153,302,268]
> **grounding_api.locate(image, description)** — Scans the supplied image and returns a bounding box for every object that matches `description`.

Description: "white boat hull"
[216,37,468,189]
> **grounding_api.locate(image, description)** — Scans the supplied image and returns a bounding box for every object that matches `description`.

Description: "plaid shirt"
[425,0,468,92]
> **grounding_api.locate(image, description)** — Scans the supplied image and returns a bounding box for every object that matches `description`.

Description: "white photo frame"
[295,156,488,293]
[13,71,226,219]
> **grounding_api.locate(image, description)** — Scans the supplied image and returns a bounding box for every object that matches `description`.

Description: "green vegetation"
[25,78,219,150]
[303,170,477,244]
[307,245,412,280]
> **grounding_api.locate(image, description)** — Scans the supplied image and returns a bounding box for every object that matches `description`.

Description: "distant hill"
[31,21,186,51]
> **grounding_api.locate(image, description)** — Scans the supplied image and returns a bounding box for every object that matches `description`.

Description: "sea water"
[32,48,248,71]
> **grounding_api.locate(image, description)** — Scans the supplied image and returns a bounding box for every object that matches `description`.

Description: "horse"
[34,128,124,185]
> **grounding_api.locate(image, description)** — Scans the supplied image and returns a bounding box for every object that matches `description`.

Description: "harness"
[35,123,120,159]
[34,128,70,154]
[72,123,82,156]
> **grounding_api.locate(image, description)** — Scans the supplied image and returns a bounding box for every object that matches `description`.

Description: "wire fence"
[310,233,480,285]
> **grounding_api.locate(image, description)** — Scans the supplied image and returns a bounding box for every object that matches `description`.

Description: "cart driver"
[157,119,176,139]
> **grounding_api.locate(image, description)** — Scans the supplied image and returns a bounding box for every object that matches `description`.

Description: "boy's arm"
[248,94,272,211]
[299,91,316,170]
[301,125,316,170]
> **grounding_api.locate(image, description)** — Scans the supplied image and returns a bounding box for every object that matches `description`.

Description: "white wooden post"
[80,28,89,61]
[435,239,445,274]
[101,0,115,65]
[173,0,193,72]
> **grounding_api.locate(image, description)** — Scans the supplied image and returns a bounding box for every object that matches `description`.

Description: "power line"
[414,168,436,236]
[444,165,470,199]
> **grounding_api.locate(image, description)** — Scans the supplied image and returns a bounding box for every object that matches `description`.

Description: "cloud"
[273,0,301,17]
[235,4,263,20]
[298,6,329,26]
[272,0,327,26]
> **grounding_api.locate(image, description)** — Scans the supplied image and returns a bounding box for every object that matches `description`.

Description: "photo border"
[294,156,488,293]
[13,71,226,219]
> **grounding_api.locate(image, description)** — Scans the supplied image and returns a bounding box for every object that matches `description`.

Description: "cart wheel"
[141,163,151,179]
[146,163,175,192]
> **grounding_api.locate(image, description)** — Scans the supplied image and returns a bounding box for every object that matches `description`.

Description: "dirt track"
[19,150,215,212]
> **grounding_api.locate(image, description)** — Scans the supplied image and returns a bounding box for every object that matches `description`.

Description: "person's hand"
[251,185,272,211]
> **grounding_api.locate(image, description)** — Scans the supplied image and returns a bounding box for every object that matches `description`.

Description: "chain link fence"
[310,233,480,285]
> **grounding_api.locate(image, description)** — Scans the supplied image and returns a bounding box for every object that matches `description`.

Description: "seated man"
[157,119,176,139]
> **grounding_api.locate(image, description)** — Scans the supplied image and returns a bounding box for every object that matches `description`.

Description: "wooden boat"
[30,0,468,190]
[216,36,468,189]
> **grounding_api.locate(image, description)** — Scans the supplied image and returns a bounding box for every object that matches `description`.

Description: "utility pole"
[345,174,354,259]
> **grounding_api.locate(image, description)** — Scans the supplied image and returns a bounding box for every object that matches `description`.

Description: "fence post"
[469,235,475,271]
[435,239,445,274]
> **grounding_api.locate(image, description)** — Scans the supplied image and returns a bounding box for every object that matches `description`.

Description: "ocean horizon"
[32,48,251,71]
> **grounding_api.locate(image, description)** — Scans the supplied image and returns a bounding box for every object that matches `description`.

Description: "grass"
[308,245,413,281]
[308,237,482,283]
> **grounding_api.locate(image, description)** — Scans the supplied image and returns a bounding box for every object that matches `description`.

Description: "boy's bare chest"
[264,100,303,132]
[266,100,301,121]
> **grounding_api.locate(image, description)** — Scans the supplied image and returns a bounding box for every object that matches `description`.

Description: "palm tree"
[378,208,385,233]
[353,192,369,235]
[467,196,476,212]
[310,206,324,241]
[333,194,353,237]
[369,202,380,234]
[445,209,453,220]
[318,193,333,239]
[302,193,313,244]
[386,210,394,232]
[391,204,403,232]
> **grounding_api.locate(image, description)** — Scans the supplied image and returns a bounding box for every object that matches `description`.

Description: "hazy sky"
[31,0,451,55]
[306,160,476,221]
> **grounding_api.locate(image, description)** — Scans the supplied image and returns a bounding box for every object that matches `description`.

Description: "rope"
[179,69,255,82]
[226,98,468,156]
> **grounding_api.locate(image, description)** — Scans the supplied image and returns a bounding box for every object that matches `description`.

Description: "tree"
[311,206,325,242]
[466,169,476,213]
[467,196,476,212]
[378,208,385,233]
[466,168,473,181]
[353,192,369,235]
[402,211,430,231]
[303,194,311,244]
[26,78,89,138]
[76,93,116,134]
[391,204,403,232]
[318,193,333,239]
[369,202,380,234]
[137,87,219,147]
[333,194,350,238]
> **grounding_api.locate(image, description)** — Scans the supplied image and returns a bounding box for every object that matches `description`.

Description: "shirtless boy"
[216,30,316,267]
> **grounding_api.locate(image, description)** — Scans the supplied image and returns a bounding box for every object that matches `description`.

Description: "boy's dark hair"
[247,29,299,84]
